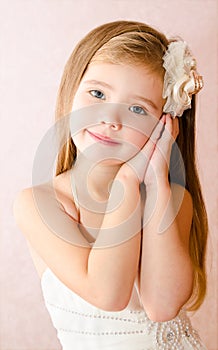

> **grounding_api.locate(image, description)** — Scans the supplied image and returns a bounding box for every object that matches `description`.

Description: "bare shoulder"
[14,170,77,224]
[52,169,72,196]
[52,170,78,219]
[13,170,78,279]
[13,186,37,220]
[13,187,48,279]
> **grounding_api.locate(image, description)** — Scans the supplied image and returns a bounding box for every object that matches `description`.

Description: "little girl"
[14,20,208,349]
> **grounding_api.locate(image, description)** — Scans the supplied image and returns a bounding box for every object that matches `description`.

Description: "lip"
[87,130,120,145]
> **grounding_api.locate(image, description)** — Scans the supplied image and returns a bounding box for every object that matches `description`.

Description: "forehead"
[81,62,163,88]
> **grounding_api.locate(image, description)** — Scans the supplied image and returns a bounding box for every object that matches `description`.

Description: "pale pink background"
[0,0,217,349]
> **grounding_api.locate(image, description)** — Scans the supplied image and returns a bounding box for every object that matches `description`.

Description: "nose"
[100,103,123,130]
[101,120,122,131]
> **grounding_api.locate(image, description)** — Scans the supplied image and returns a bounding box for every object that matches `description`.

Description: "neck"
[72,154,121,201]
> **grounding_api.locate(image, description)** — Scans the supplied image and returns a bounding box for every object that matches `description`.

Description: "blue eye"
[129,105,147,115]
[89,90,105,100]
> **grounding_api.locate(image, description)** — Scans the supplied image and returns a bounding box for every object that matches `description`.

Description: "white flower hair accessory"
[162,41,203,117]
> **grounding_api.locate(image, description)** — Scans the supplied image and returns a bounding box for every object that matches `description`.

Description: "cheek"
[72,91,96,111]
[72,94,86,111]
[136,134,149,149]
[73,133,81,147]
[125,130,149,150]
[72,131,88,152]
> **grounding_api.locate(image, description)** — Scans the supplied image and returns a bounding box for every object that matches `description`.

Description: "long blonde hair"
[55,20,208,311]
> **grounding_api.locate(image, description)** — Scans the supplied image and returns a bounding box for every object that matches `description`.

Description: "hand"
[144,114,179,186]
[116,115,167,183]
[116,114,179,186]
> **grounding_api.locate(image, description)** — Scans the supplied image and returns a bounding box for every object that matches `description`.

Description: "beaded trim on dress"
[43,301,204,349]
[41,268,207,350]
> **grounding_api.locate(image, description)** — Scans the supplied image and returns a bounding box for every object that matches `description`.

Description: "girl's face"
[71,62,165,165]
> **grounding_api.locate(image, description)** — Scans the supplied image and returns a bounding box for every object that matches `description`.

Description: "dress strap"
[70,170,80,221]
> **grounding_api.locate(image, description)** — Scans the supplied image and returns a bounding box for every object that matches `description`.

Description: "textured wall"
[1,0,217,349]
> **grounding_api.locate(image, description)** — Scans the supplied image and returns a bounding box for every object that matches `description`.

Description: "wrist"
[145,176,170,191]
[109,169,140,204]
[116,164,140,186]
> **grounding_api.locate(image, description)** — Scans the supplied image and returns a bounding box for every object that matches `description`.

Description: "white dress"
[41,268,207,350]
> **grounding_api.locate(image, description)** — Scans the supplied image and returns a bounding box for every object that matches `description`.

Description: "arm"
[140,182,193,322]
[88,171,141,310]
[139,114,194,321]
[13,174,141,311]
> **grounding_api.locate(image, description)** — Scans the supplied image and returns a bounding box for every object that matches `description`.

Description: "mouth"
[87,130,120,146]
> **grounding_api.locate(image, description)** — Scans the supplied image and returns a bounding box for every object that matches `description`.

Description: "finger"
[141,115,165,158]
[127,115,167,182]
[149,114,166,143]
[154,115,175,158]
[164,115,179,141]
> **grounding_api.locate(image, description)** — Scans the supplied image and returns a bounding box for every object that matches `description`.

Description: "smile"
[87,130,121,146]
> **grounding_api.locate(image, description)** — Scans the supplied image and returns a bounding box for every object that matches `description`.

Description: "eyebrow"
[131,94,158,110]
[83,79,158,110]
[83,80,113,90]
